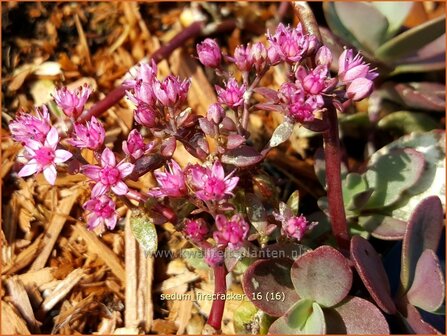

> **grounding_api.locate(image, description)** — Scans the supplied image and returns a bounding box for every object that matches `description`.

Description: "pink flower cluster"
[53,84,92,120]
[273,202,316,241]
[214,214,249,249]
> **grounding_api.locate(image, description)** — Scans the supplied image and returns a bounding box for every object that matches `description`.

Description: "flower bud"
[346,77,374,101]
[197,38,222,68]
[315,46,333,66]
[233,45,252,71]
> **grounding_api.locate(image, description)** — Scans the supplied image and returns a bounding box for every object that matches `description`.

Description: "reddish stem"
[207,263,227,331]
[323,104,349,250]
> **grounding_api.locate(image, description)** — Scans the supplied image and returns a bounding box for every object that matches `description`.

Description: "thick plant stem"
[323,105,349,250]
[207,264,227,331]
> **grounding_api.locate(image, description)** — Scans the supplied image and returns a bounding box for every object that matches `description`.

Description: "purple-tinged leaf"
[407,249,445,312]
[325,296,390,334]
[253,87,278,101]
[302,118,329,132]
[376,15,445,62]
[378,111,439,134]
[397,296,441,334]
[394,83,445,112]
[261,242,311,261]
[401,196,443,292]
[291,246,352,307]
[364,148,425,209]
[351,236,397,314]
[222,145,264,167]
[254,102,280,112]
[160,136,176,157]
[226,133,245,150]
[175,107,194,128]
[268,120,294,148]
[243,258,299,317]
[221,116,237,131]
[198,117,216,137]
[372,2,413,39]
[358,215,406,240]
[269,301,326,334]
[130,154,164,179]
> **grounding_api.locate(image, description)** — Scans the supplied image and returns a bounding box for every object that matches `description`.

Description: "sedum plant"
[7,2,444,334]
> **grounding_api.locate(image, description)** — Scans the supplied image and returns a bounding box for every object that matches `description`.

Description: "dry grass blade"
[1,300,31,335]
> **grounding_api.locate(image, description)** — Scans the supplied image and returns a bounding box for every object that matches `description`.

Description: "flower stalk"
[207,263,227,331]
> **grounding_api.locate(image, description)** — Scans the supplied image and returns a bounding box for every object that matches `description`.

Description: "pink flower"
[197,38,222,68]
[346,77,374,101]
[122,129,154,160]
[149,160,187,198]
[81,148,134,197]
[153,75,190,107]
[127,80,157,106]
[9,105,51,145]
[183,218,208,242]
[134,103,158,128]
[282,215,316,241]
[18,127,72,185]
[249,42,268,72]
[232,45,252,71]
[295,65,329,95]
[215,78,246,108]
[267,23,310,63]
[53,84,92,119]
[315,46,333,66]
[338,49,378,83]
[124,60,158,87]
[187,160,239,202]
[278,83,322,123]
[68,116,105,150]
[83,195,118,231]
[213,214,249,249]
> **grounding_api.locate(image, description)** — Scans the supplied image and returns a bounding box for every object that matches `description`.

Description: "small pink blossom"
[214,214,249,249]
[124,60,158,87]
[232,45,252,71]
[134,103,158,128]
[83,195,118,231]
[197,38,222,68]
[346,77,375,101]
[68,116,105,150]
[295,65,329,95]
[282,215,316,241]
[187,160,239,202]
[53,84,92,119]
[9,105,51,145]
[153,75,190,107]
[18,127,72,185]
[127,80,157,106]
[81,148,134,197]
[183,218,208,242]
[338,49,378,83]
[122,129,154,160]
[215,78,246,108]
[315,46,333,66]
[149,160,187,198]
[249,42,268,72]
[267,23,310,63]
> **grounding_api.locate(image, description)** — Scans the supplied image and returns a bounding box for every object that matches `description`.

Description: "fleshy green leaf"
[378,111,439,134]
[342,173,370,212]
[182,247,210,271]
[372,2,413,39]
[364,148,425,209]
[287,190,300,216]
[358,215,406,240]
[222,145,264,167]
[325,296,390,334]
[269,301,326,334]
[268,120,294,148]
[130,210,158,256]
[407,249,445,312]
[351,236,397,314]
[291,246,352,307]
[394,83,445,112]
[376,15,445,63]
[401,196,444,292]
[243,258,299,317]
[333,2,389,52]
[233,300,259,334]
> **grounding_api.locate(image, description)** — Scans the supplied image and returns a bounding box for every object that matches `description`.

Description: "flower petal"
[18,160,39,177]
[117,162,134,177]
[54,149,73,163]
[111,181,128,195]
[81,165,101,180]
[105,214,118,230]
[45,127,59,149]
[92,182,107,197]
[212,161,225,179]
[43,165,57,185]
[101,148,116,167]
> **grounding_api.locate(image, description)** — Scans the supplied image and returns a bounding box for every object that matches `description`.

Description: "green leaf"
[376,15,445,63]
[372,2,414,39]
[333,2,389,53]
[378,111,439,134]
[323,2,364,51]
[130,210,158,256]
[401,196,444,293]
[233,300,259,334]
[286,299,313,329]
[286,191,300,216]
[358,215,406,240]
[342,173,369,211]
[364,148,425,209]
[182,248,210,271]
[291,246,352,307]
